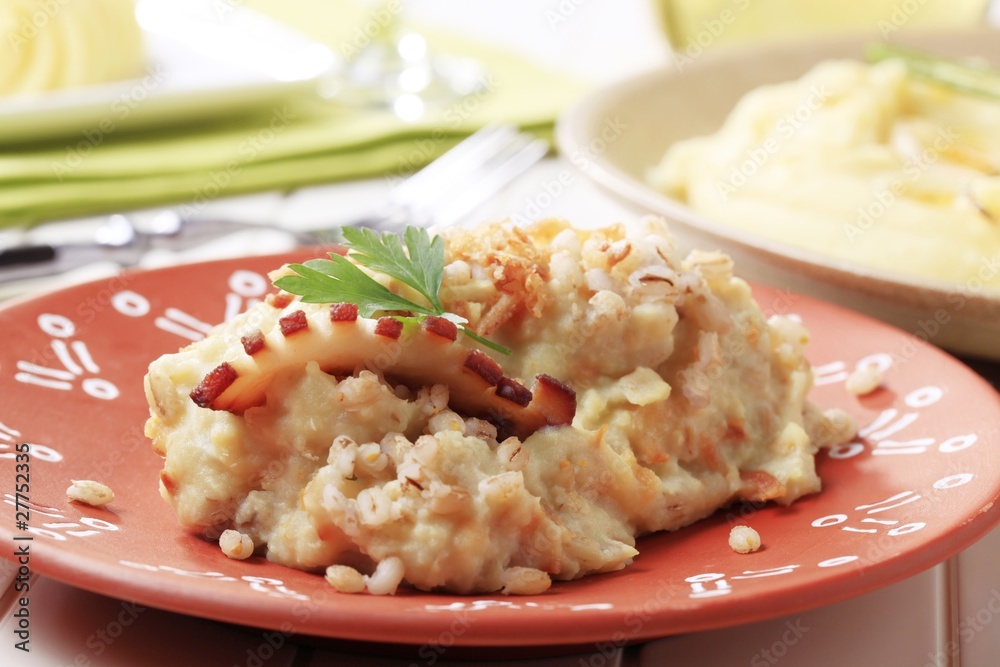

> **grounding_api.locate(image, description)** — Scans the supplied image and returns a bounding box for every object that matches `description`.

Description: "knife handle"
[0,245,57,267]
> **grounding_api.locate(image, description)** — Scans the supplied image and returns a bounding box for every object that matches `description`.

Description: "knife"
[0,212,328,285]
[0,215,145,284]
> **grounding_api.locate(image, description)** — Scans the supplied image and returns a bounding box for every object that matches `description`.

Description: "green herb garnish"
[867,43,1000,100]
[274,226,511,355]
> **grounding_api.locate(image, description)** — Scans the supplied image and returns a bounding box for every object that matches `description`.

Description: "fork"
[147,125,548,246]
[350,125,549,233]
[0,125,549,284]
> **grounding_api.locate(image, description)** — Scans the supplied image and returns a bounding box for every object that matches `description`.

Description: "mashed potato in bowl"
[0,0,144,96]
[649,58,1000,291]
[144,218,851,595]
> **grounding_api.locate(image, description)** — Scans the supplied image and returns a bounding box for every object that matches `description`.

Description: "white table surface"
[3,2,1000,665]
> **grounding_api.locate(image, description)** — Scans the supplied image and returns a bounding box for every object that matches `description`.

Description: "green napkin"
[0,0,589,226]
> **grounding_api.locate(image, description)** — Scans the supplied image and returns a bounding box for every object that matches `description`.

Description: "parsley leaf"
[273,226,511,355]
[276,256,433,316]
[340,226,446,313]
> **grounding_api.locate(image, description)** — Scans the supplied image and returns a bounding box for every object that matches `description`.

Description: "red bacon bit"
[159,471,178,497]
[241,330,265,356]
[532,374,576,426]
[726,420,746,440]
[266,292,294,309]
[463,350,503,386]
[422,315,458,341]
[190,362,238,408]
[374,317,403,340]
[279,310,308,336]
[496,377,532,407]
[739,470,786,503]
[329,302,359,323]
[316,524,339,541]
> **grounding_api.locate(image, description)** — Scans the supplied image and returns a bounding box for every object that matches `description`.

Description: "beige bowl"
[557,29,1000,360]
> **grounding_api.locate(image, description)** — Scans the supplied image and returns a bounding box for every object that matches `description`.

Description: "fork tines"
[365,125,549,231]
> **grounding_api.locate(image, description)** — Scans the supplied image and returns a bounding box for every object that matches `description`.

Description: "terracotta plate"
[1,253,999,651]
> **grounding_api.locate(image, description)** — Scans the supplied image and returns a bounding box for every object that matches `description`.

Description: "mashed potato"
[650,59,1000,290]
[144,218,846,594]
[0,0,144,96]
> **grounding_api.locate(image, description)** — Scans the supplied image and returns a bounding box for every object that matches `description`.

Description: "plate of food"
[556,29,1000,360]
[1,219,999,655]
[0,0,332,144]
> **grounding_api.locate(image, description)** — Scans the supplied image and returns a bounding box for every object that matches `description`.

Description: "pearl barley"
[325,565,366,593]
[729,525,762,554]
[66,480,114,507]
[846,364,883,396]
[219,529,254,560]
